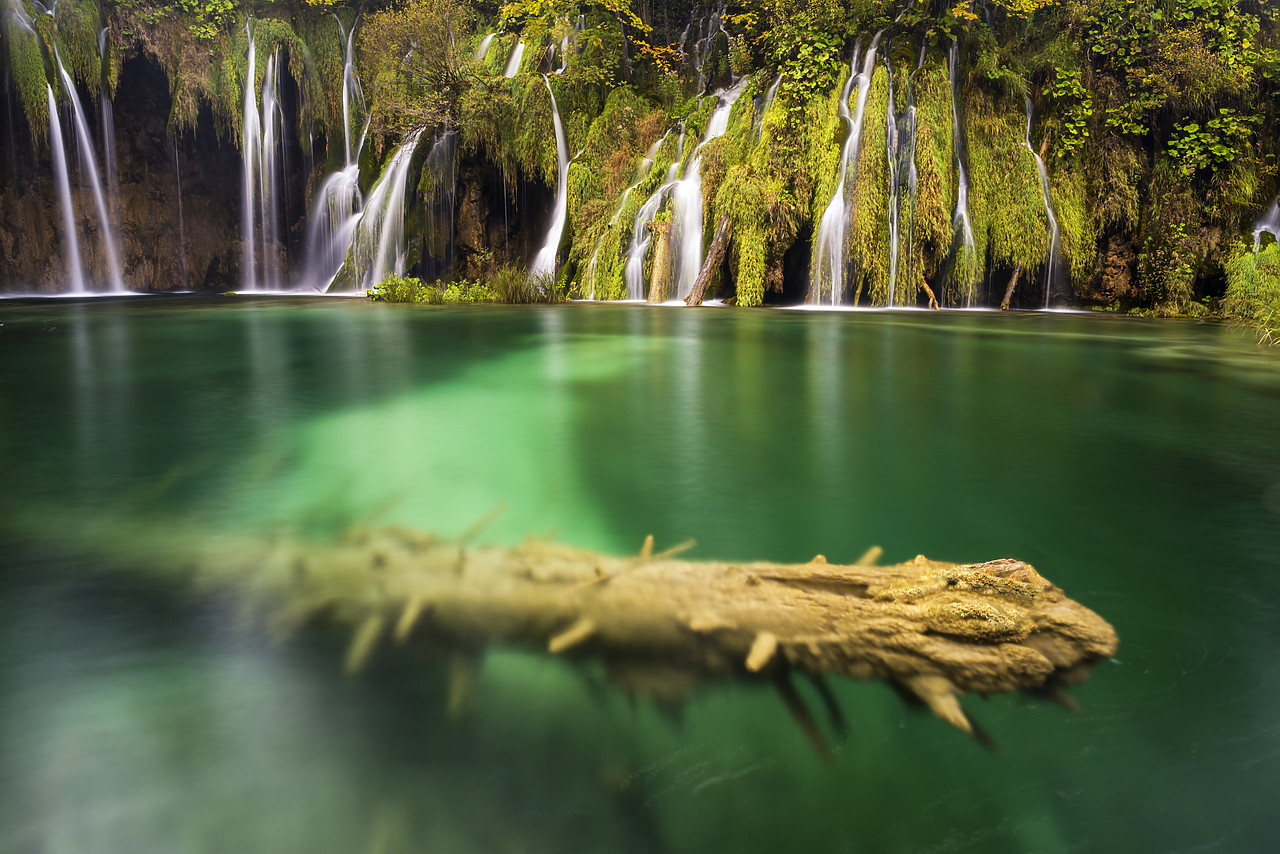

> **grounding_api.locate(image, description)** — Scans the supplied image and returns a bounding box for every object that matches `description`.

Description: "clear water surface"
[2,296,1279,853]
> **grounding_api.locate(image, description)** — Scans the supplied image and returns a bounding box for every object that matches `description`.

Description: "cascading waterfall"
[475,32,495,61]
[504,40,525,77]
[1024,95,1060,308]
[331,129,424,291]
[1254,197,1280,251]
[302,20,368,291]
[670,80,747,301]
[529,76,569,281]
[54,51,124,291]
[241,24,287,291]
[810,33,882,306]
[947,41,976,305]
[585,131,668,299]
[623,129,685,300]
[682,5,729,94]
[46,84,84,293]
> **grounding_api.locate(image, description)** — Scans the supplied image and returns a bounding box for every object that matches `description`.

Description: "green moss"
[964,88,1051,289]
[911,59,961,304]
[53,0,100,93]
[4,13,50,139]
[850,65,889,306]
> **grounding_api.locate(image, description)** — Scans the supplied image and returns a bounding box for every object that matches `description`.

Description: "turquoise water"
[2,297,1280,853]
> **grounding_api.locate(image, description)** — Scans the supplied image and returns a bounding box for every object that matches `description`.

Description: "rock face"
[0,57,307,293]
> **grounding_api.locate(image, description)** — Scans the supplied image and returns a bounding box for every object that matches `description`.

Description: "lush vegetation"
[2,0,1278,330]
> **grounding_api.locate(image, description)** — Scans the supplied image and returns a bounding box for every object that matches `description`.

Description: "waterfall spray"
[810,33,882,306]
[475,32,495,61]
[529,76,569,281]
[1024,96,1060,308]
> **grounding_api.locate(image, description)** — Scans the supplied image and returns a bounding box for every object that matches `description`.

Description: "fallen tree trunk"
[647,221,671,303]
[211,525,1119,745]
[685,214,732,306]
[1001,264,1023,310]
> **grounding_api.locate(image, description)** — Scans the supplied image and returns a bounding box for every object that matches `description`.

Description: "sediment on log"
[686,214,731,306]
[194,525,1118,747]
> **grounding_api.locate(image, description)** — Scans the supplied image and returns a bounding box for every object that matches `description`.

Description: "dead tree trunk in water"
[686,214,732,306]
[1001,265,1024,310]
[647,221,671,303]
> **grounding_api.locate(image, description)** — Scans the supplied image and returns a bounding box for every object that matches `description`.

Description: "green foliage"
[1224,243,1280,344]
[1166,108,1259,177]
[366,269,564,304]
[1047,67,1091,158]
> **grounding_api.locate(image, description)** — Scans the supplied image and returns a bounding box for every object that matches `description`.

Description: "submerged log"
[215,525,1117,745]
[685,214,732,306]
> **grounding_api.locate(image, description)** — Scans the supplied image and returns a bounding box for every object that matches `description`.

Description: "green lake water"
[2,296,1280,853]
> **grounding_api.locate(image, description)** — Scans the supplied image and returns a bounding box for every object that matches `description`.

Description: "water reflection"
[2,301,1280,853]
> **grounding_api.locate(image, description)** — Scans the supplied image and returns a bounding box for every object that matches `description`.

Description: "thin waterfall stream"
[810,33,882,306]
[529,76,568,281]
[1024,95,1060,308]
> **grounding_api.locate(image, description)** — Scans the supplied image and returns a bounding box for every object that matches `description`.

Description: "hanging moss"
[1137,161,1201,314]
[1049,161,1097,287]
[850,65,890,306]
[3,12,50,139]
[964,88,1051,289]
[911,58,958,303]
[53,0,99,94]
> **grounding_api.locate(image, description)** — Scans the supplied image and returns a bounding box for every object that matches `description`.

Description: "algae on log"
[217,525,1118,747]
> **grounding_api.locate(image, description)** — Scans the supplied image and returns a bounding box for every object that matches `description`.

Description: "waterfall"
[529,76,569,281]
[585,131,668,299]
[475,32,495,61]
[330,129,423,291]
[504,40,525,77]
[948,42,975,304]
[301,20,369,291]
[1254,197,1280,251]
[683,5,729,94]
[420,130,458,279]
[47,85,85,293]
[669,78,748,301]
[54,51,124,291]
[241,23,260,289]
[172,137,190,288]
[335,15,363,164]
[810,33,882,306]
[1024,95,1060,308]
[624,129,685,299]
[98,27,121,235]
[241,23,287,291]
